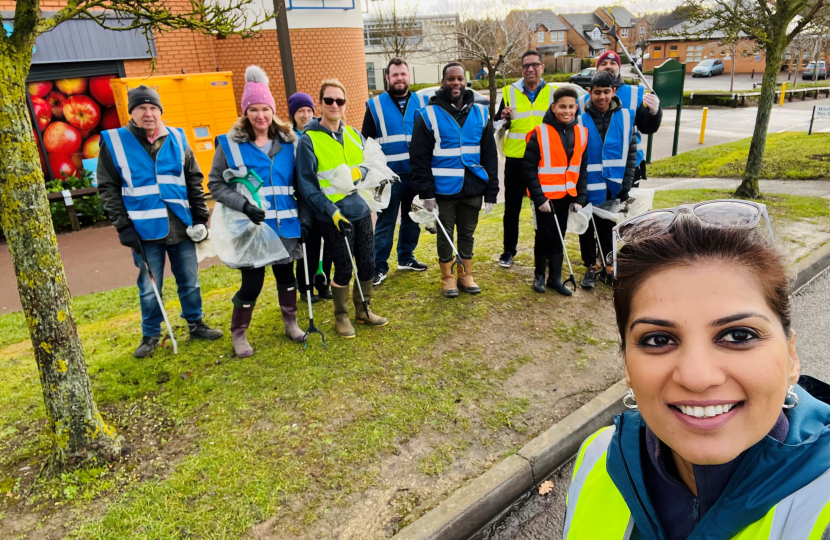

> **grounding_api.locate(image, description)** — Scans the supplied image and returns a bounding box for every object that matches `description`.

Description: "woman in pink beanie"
[208,65,308,357]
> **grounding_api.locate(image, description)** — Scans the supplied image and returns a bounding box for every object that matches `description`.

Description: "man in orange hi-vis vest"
[522,86,588,296]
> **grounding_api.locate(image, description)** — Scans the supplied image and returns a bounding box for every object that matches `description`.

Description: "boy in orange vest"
[522,86,588,296]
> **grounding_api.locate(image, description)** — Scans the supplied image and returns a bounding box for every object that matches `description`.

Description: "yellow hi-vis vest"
[306,126,364,203]
[502,80,553,158]
[564,427,830,540]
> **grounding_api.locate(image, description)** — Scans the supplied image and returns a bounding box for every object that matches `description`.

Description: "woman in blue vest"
[208,66,305,358]
[564,204,830,540]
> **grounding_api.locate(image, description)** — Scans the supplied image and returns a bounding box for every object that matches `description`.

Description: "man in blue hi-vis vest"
[98,85,222,358]
[576,71,638,290]
[362,58,430,286]
[578,50,663,186]
[410,63,499,298]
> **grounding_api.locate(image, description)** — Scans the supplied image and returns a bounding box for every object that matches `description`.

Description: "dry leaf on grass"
[538,480,554,495]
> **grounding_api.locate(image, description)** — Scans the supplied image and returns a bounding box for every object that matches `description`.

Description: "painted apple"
[56,78,89,95]
[43,121,82,155]
[31,97,52,131]
[89,75,116,107]
[71,154,84,169]
[46,91,67,118]
[28,81,53,98]
[100,107,121,131]
[48,153,78,180]
[63,95,101,130]
[83,134,102,159]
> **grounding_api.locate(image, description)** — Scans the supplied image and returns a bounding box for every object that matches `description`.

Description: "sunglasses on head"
[323,97,346,107]
[611,199,775,274]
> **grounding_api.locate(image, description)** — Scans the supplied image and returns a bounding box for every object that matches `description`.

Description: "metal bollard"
[751,69,755,79]
[699,107,708,144]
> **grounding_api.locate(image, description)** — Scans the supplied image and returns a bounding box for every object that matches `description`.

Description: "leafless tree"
[365,0,423,62]
[436,0,530,118]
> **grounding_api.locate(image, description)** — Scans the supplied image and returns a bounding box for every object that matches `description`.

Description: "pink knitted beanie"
[241,66,276,114]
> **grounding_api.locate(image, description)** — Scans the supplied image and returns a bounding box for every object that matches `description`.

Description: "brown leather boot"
[439,260,459,298]
[457,259,481,294]
[353,280,388,326]
[278,282,306,343]
[331,285,355,338]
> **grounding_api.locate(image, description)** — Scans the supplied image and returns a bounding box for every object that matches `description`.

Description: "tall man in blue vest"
[579,50,663,186]
[98,85,223,358]
[410,63,499,298]
[576,71,638,289]
[362,58,429,286]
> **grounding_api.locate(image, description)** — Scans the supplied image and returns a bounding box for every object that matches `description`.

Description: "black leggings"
[320,215,375,285]
[300,218,333,292]
[238,262,297,302]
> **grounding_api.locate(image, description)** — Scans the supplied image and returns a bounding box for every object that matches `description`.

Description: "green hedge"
[0,170,106,240]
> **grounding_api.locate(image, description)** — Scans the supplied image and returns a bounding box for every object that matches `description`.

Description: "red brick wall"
[644,40,768,74]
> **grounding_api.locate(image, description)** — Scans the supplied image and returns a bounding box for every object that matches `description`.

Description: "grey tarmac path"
[486,268,830,540]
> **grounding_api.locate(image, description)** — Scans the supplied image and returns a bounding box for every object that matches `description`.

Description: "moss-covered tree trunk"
[734,33,786,199]
[0,28,120,475]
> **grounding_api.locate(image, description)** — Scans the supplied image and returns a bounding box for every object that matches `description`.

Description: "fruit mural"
[28,74,118,181]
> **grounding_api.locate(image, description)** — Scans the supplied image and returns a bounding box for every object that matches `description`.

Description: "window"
[538,32,545,43]
[554,31,565,42]
[366,63,376,90]
[621,28,629,38]
[720,50,726,56]
[640,26,645,37]
[591,27,601,39]
[653,45,662,58]
[686,44,703,62]
[669,45,678,57]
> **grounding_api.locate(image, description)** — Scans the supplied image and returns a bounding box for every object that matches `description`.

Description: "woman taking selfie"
[564,200,830,539]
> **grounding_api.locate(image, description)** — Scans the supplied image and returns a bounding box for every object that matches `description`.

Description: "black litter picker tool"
[553,213,577,293]
[300,242,325,349]
[136,241,178,354]
[431,209,466,274]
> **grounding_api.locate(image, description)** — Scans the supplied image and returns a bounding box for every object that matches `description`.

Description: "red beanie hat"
[597,51,621,68]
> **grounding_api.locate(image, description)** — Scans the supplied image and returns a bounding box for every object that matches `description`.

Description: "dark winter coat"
[613,75,663,136]
[522,108,588,209]
[97,121,209,244]
[409,88,499,203]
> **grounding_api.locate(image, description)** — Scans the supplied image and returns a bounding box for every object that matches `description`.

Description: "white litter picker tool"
[432,208,466,274]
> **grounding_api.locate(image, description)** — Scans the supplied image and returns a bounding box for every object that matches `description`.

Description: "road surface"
[487,268,830,539]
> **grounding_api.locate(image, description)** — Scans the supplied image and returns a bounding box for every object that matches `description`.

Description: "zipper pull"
[691,498,700,522]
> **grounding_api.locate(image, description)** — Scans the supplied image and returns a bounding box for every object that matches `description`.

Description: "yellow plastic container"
[110,72,238,193]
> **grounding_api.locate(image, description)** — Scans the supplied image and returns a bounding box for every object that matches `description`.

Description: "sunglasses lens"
[694,201,759,227]
[617,211,675,242]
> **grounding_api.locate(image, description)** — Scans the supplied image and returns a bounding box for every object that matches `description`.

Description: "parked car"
[569,67,597,88]
[802,61,827,80]
[692,59,725,77]
[416,86,490,107]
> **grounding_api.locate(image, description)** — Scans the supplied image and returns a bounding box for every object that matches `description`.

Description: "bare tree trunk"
[734,41,785,198]
[0,40,120,476]
[488,62,498,119]
[729,47,736,93]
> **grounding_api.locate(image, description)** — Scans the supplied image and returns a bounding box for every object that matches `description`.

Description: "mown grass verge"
[648,132,830,179]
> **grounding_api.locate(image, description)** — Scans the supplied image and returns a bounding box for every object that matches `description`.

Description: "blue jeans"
[373,174,421,274]
[131,240,203,337]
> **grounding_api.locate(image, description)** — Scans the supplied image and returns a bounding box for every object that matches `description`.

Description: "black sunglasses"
[522,62,542,69]
[323,97,346,107]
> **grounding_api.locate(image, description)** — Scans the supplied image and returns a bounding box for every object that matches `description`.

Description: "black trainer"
[372,271,387,286]
[398,260,428,272]
[532,275,546,293]
[134,336,160,358]
[498,251,516,268]
[581,266,598,289]
[599,268,615,286]
[188,320,223,340]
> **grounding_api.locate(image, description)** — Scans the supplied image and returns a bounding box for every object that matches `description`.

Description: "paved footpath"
[488,268,830,540]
